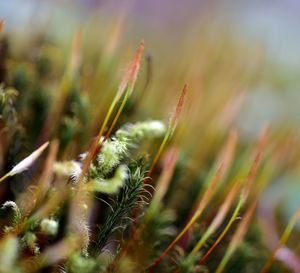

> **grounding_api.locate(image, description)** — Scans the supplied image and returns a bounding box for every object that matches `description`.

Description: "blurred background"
[1,0,300,131]
[1,0,300,237]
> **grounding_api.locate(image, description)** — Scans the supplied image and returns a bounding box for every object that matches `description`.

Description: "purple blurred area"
[1,0,300,131]
[1,0,300,65]
[1,0,300,130]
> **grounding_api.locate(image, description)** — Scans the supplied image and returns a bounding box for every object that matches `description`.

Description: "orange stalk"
[215,200,258,273]
[147,84,188,179]
[78,40,144,184]
[0,20,4,33]
[197,126,268,265]
[68,41,144,237]
[151,147,179,206]
[192,130,237,213]
[191,181,241,256]
[148,163,223,272]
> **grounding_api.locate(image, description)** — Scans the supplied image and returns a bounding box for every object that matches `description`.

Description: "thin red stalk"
[192,130,237,213]
[78,40,144,184]
[242,125,268,199]
[167,182,240,273]
[191,181,241,255]
[215,200,258,273]
[148,163,223,272]
[197,126,268,265]
[147,84,188,180]
[151,147,179,205]
[0,20,4,33]
[110,148,179,270]
[67,41,144,240]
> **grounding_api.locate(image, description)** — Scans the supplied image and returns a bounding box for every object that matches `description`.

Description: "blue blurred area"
[1,0,300,66]
[1,0,300,133]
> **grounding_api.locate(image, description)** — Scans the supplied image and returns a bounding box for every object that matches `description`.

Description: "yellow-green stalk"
[149,163,224,272]
[147,84,188,179]
[191,181,241,256]
[260,205,300,273]
[214,200,258,273]
[197,126,268,265]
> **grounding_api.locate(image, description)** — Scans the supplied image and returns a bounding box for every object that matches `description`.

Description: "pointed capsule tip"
[0,20,4,33]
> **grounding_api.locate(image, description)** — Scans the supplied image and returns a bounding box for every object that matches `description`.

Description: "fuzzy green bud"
[40,218,59,236]
[22,232,39,254]
[96,120,165,176]
[116,120,166,142]
[96,139,122,175]
[1,201,21,228]
[53,160,82,182]
[88,165,128,194]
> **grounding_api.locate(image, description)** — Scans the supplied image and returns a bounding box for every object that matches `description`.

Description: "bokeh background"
[1,0,300,236]
[2,0,300,131]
